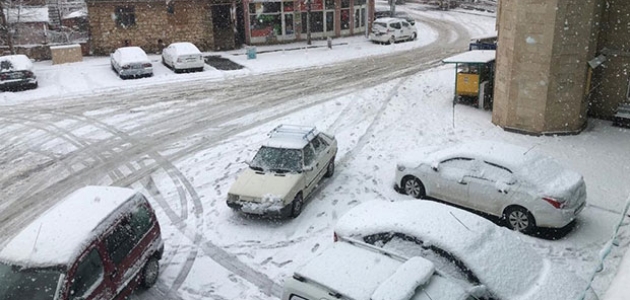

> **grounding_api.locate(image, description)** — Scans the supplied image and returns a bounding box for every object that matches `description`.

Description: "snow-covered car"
[161,42,205,73]
[282,237,476,300]
[0,54,37,91]
[227,125,337,218]
[0,186,164,300]
[110,46,153,79]
[334,200,599,300]
[370,17,417,44]
[395,141,587,232]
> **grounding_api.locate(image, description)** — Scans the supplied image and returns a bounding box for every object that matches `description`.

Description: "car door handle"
[458,181,467,185]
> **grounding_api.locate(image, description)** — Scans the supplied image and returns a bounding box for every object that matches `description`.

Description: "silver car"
[394,141,587,233]
[110,46,153,79]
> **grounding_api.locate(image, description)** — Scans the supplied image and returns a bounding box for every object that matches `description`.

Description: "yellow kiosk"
[443,50,496,109]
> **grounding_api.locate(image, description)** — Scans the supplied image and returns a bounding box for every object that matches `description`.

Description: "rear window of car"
[390,22,401,29]
[374,22,387,28]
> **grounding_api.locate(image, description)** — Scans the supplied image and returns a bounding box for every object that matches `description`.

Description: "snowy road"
[1,8,629,300]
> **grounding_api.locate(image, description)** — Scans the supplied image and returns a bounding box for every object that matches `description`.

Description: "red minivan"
[0,186,164,300]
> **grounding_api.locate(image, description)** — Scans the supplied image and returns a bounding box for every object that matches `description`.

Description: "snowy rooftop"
[0,186,137,268]
[442,50,496,64]
[0,54,33,72]
[4,7,49,24]
[62,9,87,20]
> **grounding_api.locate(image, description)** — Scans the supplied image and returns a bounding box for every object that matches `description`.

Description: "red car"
[0,186,164,300]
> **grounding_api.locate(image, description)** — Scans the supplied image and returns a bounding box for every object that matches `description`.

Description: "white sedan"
[335,200,599,300]
[394,141,587,232]
[161,42,205,73]
[110,46,153,79]
[370,17,417,44]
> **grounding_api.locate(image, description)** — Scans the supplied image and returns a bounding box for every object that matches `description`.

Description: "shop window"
[354,9,360,28]
[326,11,334,32]
[283,1,294,12]
[262,2,281,13]
[301,12,324,33]
[250,14,282,37]
[285,14,294,34]
[355,0,366,5]
[249,3,256,14]
[325,0,335,9]
[341,0,350,8]
[340,9,350,29]
[115,6,135,28]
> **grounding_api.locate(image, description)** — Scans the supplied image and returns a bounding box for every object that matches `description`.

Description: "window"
[70,249,104,298]
[303,145,316,166]
[402,21,410,27]
[130,204,153,242]
[627,78,630,100]
[311,136,328,154]
[390,22,401,30]
[105,218,136,265]
[115,6,136,28]
[325,0,335,9]
[289,295,309,300]
[479,162,515,184]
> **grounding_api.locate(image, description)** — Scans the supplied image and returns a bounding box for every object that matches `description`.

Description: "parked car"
[0,54,38,91]
[110,46,153,79]
[227,125,337,218]
[334,200,599,300]
[282,236,476,300]
[161,42,205,73]
[370,17,418,44]
[0,186,164,300]
[395,141,587,232]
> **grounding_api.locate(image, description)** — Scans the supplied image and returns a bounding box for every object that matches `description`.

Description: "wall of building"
[493,0,601,134]
[87,0,215,55]
[590,0,630,118]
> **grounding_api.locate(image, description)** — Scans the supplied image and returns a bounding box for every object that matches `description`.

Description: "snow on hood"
[170,42,201,56]
[0,186,137,268]
[371,256,435,300]
[398,141,584,197]
[0,54,33,72]
[334,200,589,300]
[228,168,301,200]
[117,47,150,66]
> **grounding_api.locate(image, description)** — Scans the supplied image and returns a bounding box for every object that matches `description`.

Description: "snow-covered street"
[1,5,629,300]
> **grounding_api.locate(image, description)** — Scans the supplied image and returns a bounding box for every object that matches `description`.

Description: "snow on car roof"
[335,200,545,300]
[417,141,583,197]
[264,137,308,149]
[0,186,137,268]
[117,46,150,65]
[295,241,408,300]
[0,54,33,72]
[373,17,401,23]
[170,42,201,55]
[264,125,318,149]
[442,50,496,64]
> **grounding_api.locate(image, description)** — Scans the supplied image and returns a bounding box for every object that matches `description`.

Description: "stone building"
[494,0,629,135]
[86,0,238,55]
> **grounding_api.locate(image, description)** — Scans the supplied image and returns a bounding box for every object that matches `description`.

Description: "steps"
[47,0,61,27]
[613,103,630,128]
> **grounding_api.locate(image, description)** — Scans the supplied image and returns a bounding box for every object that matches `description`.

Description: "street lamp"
[305,0,312,45]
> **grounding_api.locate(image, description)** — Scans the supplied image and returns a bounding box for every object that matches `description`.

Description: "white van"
[282,237,476,300]
[370,17,417,44]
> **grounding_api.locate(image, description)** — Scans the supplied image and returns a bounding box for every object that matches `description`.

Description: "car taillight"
[0,74,7,80]
[122,65,130,69]
[543,197,566,209]
[333,232,338,242]
[143,63,151,68]
[24,71,33,77]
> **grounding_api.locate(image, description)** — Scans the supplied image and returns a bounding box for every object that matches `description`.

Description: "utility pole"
[388,0,395,16]
[0,0,15,54]
[306,0,311,45]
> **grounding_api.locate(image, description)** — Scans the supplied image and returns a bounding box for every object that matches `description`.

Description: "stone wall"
[87,0,216,55]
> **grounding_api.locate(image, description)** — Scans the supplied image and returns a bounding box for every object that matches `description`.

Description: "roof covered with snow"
[442,50,496,64]
[0,54,33,72]
[169,42,201,56]
[335,200,548,300]
[0,186,138,268]
[264,124,318,149]
[62,8,88,20]
[4,6,49,24]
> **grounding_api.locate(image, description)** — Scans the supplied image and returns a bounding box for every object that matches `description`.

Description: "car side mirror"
[303,165,314,172]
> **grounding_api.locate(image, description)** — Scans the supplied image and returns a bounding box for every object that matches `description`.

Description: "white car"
[282,237,476,300]
[0,54,37,91]
[370,17,417,44]
[110,46,153,79]
[227,125,337,218]
[334,200,599,300]
[394,141,587,232]
[161,42,205,73]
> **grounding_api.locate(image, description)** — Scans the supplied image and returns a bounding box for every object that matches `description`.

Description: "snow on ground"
[3,4,630,300]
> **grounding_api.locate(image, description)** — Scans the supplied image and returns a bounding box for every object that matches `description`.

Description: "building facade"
[86,0,237,55]
[243,0,373,44]
[494,0,629,135]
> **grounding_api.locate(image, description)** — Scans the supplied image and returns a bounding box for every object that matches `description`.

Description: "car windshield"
[250,146,302,173]
[0,262,62,300]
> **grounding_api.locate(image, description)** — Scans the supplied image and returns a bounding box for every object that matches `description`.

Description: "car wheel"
[140,257,159,288]
[411,32,417,40]
[389,36,396,45]
[291,193,304,218]
[504,206,536,233]
[403,177,425,199]
[324,158,335,178]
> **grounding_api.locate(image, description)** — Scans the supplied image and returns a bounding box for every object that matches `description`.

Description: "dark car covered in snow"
[0,54,38,91]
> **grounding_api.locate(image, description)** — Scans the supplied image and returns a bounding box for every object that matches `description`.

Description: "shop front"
[244,0,372,44]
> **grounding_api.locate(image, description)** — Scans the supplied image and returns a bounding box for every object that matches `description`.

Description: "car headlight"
[397,164,406,172]
[227,193,239,202]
